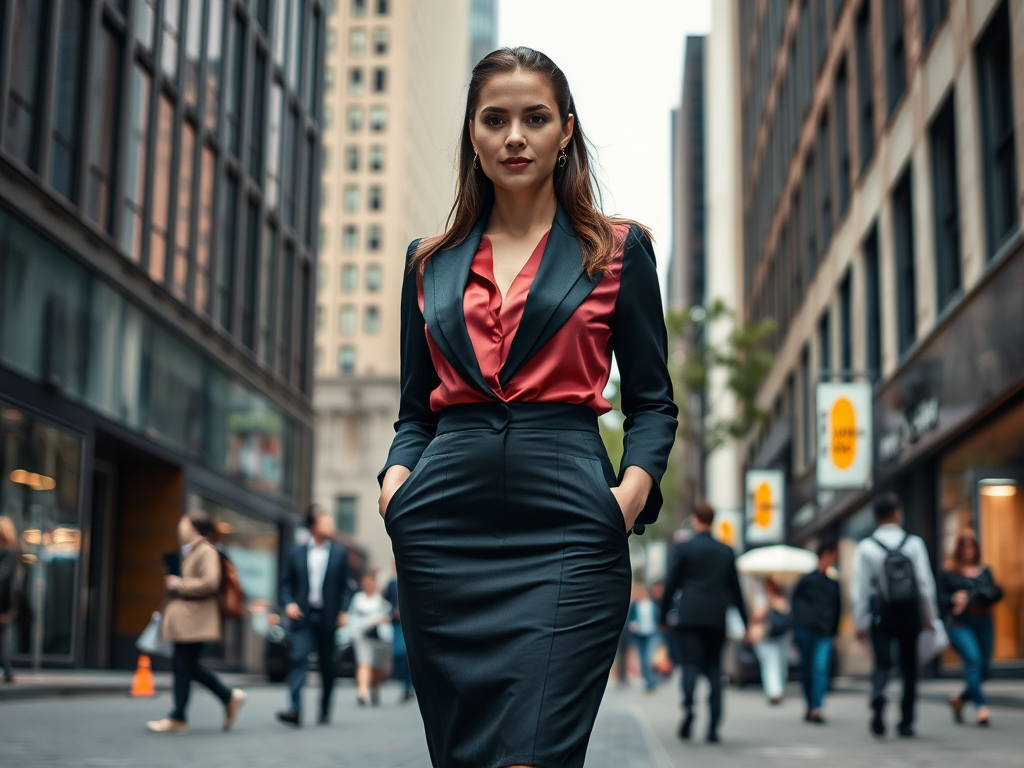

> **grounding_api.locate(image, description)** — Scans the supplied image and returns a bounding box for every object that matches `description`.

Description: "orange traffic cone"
[131,654,156,697]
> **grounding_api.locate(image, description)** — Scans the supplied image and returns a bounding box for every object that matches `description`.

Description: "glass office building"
[0,0,324,671]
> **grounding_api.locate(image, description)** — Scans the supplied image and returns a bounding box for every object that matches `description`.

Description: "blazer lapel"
[422,213,497,399]
[499,206,603,386]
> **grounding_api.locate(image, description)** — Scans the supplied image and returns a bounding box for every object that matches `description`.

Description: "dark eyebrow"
[479,104,553,115]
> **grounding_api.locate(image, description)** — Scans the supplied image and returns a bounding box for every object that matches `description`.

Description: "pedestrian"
[147,511,246,734]
[626,581,661,692]
[276,509,350,727]
[0,516,19,684]
[377,47,677,768]
[851,492,938,738]
[382,569,414,703]
[791,539,841,723]
[940,529,1003,727]
[747,578,791,705]
[348,569,393,707]
[659,502,746,743]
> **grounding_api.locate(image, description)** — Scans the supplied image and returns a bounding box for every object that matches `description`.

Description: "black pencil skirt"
[385,402,632,768]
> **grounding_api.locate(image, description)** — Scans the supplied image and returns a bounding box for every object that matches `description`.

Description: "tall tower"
[469,0,498,72]
[313,0,470,570]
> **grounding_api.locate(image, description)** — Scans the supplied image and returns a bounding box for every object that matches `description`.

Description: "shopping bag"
[918,618,950,664]
[136,611,173,658]
[725,606,747,641]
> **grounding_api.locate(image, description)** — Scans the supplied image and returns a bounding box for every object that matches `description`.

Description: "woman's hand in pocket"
[609,466,654,531]
[378,465,412,519]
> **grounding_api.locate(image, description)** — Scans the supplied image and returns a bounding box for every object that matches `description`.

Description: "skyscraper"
[313,0,471,570]
[0,0,325,671]
[469,0,498,72]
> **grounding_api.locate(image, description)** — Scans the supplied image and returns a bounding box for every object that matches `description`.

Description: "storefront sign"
[745,470,785,545]
[712,509,744,552]
[817,382,873,488]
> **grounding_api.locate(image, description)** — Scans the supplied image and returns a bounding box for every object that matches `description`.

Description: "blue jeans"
[947,614,993,707]
[794,627,833,711]
[630,632,660,691]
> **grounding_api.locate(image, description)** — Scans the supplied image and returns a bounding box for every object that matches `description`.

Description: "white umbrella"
[736,545,818,582]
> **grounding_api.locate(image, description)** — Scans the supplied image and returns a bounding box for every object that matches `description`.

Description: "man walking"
[277,509,350,726]
[852,492,937,738]
[660,502,746,743]
[791,538,841,723]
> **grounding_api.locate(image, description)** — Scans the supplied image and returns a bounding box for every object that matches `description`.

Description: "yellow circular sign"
[830,396,857,470]
[753,482,773,529]
[717,519,735,547]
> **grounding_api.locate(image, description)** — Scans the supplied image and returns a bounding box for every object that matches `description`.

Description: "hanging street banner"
[745,469,785,545]
[817,381,873,489]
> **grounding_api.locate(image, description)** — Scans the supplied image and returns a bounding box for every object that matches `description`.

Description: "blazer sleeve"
[660,544,685,620]
[336,548,352,613]
[280,547,297,608]
[378,240,442,485]
[611,226,679,525]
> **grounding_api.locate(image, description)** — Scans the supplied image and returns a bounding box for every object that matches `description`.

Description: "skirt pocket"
[572,456,628,536]
[383,454,438,525]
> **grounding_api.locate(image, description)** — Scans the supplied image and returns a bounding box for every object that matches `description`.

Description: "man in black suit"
[660,502,746,743]
[276,509,350,726]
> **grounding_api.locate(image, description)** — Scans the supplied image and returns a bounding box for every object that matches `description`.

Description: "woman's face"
[469,70,574,195]
[962,538,978,565]
[362,574,378,595]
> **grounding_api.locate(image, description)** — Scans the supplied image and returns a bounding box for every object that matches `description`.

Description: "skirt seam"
[528,434,569,764]
[428,455,458,722]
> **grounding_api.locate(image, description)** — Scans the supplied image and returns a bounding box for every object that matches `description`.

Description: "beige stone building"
[312,0,495,571]
[726,0,1024,673]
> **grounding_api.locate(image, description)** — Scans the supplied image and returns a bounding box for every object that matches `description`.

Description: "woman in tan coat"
[147,511,246,733]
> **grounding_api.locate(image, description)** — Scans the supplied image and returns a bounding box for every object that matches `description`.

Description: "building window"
[172,122,197,301]
[194,146,215,315]
[863,225,882,382]
[348,67,364,95]
[883,0,907,117]
[813,0,828,73]
[250,52,267,179]
[161,0,181,78]
[369,105,387,131]
[136,0,157,49]
[975,1,1019,261]
[838,270,852,372]
[86,25,122,232]
[368,185,384,210]
[122,65,152,262]
[819,309,831,375]
[334,496,357,533]
[798,2,812,116]
[317,264,326,291]
[803,155,817,279]
[366,264,382,291]
[217,175,239,331]
[340,304,357,335]
[205,0,224,131]
[855,2,875,171]
[930,94,962,312]
[347,105,364,132]
[344,185,360,212]
[324,67,334,90]
[314,345,324,371]
[225,15,245,157]
[315,304,324,331]
[818,113,832,259]
[376,0,389,14]
[343,225,359,253]
[835,59,851,220]
[367,224,382,251]
[342,263,358,291]
[327,29,336,52]
[921,0,948,46]
[267,83,284,207]
[373,27,389,55]
[345,145,360,172]
[369,145,386,171]
[352,0,366,17]
[801,344,812,467]
[364,305,380,333]
[150,95,174,284]
[349,27,366,56]
[893,169,917,356]
[373,67,387,93]
[50,0,88,201]
[339,346,356,375]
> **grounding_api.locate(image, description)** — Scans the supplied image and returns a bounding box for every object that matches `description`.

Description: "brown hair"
[945,529,981,572]
[185,510,217,541]
[693,501,715,526]
[409,47,649,276]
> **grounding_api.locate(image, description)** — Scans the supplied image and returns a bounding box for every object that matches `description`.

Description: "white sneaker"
[224,689,247,731]
[147,718,188,733]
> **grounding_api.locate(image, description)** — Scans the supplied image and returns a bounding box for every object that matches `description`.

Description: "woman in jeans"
[748,578,791,705]
[147,511,246,733]
[939,529,1003,727]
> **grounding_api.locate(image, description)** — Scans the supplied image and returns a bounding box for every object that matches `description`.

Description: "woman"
[0,516,19,683]
[748,578,791,705]
[940,529,1003,726]
[626,581,661,692]
[348,569,393,707]
[377,48,677,768]
[147,511,246,734]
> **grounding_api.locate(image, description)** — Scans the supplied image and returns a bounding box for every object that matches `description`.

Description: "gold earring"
[473,153,480,170]
[558,148,568,168]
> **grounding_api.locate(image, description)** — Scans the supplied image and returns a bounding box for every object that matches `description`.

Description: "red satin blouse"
[417,225,627,413]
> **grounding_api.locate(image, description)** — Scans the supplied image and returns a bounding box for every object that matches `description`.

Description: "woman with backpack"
[940,529,1003,727]
[747,578,791,705]
[147,510,246,734]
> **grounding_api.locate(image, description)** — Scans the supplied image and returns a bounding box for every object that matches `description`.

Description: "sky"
[497,0,712,266]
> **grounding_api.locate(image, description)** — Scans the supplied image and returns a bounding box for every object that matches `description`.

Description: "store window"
[334,496,357,533]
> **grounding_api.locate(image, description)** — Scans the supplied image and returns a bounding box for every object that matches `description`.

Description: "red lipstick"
[500,157,531,170]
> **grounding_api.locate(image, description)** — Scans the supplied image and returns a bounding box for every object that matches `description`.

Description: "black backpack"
[870,532,919,614]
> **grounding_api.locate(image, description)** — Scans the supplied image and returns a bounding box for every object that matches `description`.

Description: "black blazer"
[280,542,351,626]
[378,206,678,524]
[660,532,747,631]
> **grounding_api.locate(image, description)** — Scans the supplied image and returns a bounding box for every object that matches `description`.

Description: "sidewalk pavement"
[0,669,265,702]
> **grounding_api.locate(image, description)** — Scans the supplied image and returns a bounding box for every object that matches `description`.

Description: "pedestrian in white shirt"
[851,493,937,739]
[348,568,393,707]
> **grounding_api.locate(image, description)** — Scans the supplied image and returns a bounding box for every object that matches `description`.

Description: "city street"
[1,675,1022,767]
